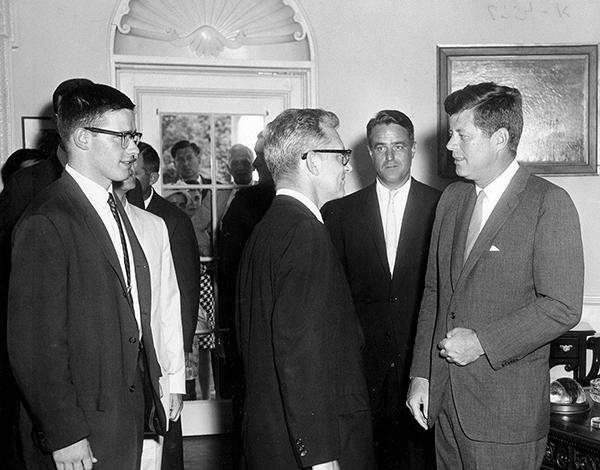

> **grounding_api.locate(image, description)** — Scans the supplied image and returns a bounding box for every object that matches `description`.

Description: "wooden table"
[543,398,600,469]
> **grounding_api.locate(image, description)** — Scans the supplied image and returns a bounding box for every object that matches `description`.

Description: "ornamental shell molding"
[115,0,307,58]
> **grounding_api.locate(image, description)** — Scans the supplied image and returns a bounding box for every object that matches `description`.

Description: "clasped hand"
[438,327,484,366]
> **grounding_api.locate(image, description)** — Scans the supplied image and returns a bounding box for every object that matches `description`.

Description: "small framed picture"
[21,116,55,149]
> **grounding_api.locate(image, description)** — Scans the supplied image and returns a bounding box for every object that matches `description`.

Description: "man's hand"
[406,377,429,430]
[438,327,484,366]
[312,460,340,470]
[52,438,97,470]
[170,393,184,421]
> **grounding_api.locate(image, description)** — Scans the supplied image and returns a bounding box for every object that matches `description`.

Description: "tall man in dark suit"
[322,110,439,469]
[8,83,164,470]
[133,141,201,470]
[237,108,373,470]
[0,77,92,469]
[407,82,584,469]
[218,133,275,468]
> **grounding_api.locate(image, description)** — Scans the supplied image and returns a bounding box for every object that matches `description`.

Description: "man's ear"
[149,171,159,186]
[72,128,90,151]
[304,151,320,176]
[493,128,510,151]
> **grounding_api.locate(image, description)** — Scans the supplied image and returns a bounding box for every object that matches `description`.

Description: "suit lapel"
[62,174,131,299]
[458,167,530,287]
[364,184,390,278]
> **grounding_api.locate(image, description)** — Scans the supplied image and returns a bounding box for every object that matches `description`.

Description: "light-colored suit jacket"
[126,202,185,423]
[410,166,584,443]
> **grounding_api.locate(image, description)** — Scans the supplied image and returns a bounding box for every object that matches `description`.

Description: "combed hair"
[137,141,160,173]
[56,83,135,147]
[263,108,339,182]
[52,78,93,114]
[444,82,523,155]
[170,140,200,160]
[366,110,414,146]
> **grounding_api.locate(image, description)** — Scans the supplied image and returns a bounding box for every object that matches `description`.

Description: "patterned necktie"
[464,189,486,264]
[107,192,131,293]
[385,190,398,274]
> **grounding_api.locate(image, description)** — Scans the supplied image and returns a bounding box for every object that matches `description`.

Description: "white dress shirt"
[65,164,141,334]
[476,159,520,230]
[376,178,411,274]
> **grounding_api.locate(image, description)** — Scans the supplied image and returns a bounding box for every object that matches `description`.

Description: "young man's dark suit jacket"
[8,172,163,470]
[410,166,584,450]
[236,195,373,470]
[322,178,440,468]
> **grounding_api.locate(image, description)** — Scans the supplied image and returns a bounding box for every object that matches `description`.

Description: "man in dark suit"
[407,82,584,469]
[218,133,275,468]
[322,110,439,469]
[237,108,373,470]
[0,77,92,469]
[8,83,164,470]
[133,141,201,470]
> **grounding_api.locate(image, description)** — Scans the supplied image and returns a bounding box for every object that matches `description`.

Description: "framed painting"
[438,45,598,177]
[21,116,55,149]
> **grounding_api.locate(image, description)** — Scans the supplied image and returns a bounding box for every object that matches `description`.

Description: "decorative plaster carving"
[115,0,307,57]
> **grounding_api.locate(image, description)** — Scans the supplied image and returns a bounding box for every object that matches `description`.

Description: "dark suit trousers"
[373,370,435,470]
[435,384,546,470]
[160,418,184,470]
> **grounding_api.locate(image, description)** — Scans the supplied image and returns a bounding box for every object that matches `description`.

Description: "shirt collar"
[276,188,323,223]
[375,177,411,200]
[476,159,519,205]
[65,164,113,205]
[144,187,155,209]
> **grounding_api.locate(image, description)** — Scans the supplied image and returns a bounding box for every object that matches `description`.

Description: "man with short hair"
[0,77,93,470]
[8,83,164,470]
[237,108,373,470]
[227,144,254,185]
[133,141,201,470]
[407,82,584,469]
[322,109,439,469]
[218,133,275,468]
[116,169,186,470]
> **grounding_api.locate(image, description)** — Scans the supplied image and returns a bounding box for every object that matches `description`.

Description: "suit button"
[129,385,136,392]
[300,449,308,457]
[389,297,399,302]
[129,337,137,344]
[390,362,395,368]
[450,312,456,319]
[295,438,302,445]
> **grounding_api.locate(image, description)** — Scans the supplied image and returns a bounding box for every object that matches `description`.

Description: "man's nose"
[446,134,457,151]
[345,163,353,173]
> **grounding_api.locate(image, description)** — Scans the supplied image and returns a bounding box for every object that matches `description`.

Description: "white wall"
[8,0,600,327]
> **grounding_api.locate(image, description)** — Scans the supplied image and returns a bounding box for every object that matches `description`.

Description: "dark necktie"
[107,192,131,294]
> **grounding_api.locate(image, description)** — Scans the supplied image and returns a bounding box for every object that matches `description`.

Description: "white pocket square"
[489,245,500,252]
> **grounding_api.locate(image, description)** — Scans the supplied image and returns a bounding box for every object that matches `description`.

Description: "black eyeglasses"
[301,149,352,166]
[84,127,143,149]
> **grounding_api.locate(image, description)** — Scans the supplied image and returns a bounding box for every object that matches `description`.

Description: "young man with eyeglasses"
[8,83,164,470]
[322,110,440,469]
[237,108,373,470]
